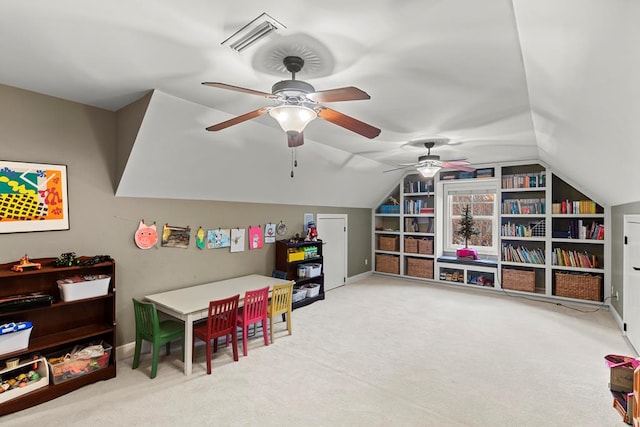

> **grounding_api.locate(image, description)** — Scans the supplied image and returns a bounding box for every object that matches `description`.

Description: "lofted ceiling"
[1,1,638,208]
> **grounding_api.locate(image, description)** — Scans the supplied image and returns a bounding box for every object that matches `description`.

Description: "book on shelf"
[555,199,598,215]
[552,248,597,268]
[501,198,546,215]
[501,171,546,189]
[405,179,433,193]
[502,244,545,264]
[554,220,604,240]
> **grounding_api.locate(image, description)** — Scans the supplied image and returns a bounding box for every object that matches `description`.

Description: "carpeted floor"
[2,275,634,426]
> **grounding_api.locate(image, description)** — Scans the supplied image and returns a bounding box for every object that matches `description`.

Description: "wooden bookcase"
[0,257,116,415]
[275,240,325,309]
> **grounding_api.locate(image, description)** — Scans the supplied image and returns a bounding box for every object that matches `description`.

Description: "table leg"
[183,313,194,375]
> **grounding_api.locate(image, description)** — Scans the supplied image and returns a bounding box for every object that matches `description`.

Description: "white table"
[145,274,293,375]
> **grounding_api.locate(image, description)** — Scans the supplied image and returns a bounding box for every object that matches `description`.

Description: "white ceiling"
[1,1,638,208]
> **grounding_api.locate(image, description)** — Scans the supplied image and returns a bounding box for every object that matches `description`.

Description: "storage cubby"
[439,266,465,283]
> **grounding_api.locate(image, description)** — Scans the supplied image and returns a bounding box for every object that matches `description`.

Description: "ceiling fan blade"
[287,132,304,147]
[441,160,475,172]
[383,166,411,173]
[317,107,381,139]
[307,87,371,103]
[202,82,274,98]
[206,108,268,131]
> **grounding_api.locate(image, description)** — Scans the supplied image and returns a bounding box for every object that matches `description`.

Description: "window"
[443,181,498,256]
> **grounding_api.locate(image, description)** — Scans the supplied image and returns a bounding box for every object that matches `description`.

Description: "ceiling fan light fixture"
[269,105,317,134]
[416,164,441,178]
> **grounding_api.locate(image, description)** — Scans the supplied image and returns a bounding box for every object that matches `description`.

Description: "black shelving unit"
[275,239,325,309]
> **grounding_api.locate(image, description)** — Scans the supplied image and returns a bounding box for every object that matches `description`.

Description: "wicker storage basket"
[379,235,399,252]
[502,268,535,292]
[404,237,418,253]
[406,258,434,279]
[554,272,602,301]
[375,254,400,274]
[418,238,433,255]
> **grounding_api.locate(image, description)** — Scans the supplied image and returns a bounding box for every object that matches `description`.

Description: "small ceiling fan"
[202,55,381,148]
[384,141,475,177]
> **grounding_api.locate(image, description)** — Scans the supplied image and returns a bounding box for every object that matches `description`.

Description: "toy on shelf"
[305,221,318,242]
[11,255,41,272]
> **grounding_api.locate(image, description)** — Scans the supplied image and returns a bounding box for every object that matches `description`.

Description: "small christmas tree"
[457,204,479,248]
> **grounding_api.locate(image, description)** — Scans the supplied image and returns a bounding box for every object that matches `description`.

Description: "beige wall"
[0,84,372,345]
[611,201,640,318]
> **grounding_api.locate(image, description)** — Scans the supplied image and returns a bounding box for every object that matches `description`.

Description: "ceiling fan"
[384,141,475,177]
[202,55,381,148]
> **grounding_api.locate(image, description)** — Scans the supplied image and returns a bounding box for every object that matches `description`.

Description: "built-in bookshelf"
[373,162,608,304]
[373,173,435,278]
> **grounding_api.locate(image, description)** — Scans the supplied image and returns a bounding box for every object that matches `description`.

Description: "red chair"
[193,294,239,375]
[237,286,270,356]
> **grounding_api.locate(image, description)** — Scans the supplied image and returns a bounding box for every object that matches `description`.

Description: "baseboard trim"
[347,271,371,284]
[116,341,136,361]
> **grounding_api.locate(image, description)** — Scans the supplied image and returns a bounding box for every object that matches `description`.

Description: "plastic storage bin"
[292,288,307,303]
[47,340,112,384]
[0,322,33,356]
[57,275,111,302]
[301,283,320,298]
[303,263,322,278]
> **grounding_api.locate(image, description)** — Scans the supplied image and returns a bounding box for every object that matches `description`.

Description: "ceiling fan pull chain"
[294,147,298,167]
[291,150,295,178]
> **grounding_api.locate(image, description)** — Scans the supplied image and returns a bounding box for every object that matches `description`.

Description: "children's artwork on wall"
[207,228,230,249]
[264,223,276,243]
[0,160,69,233]
[249,226,263,250]
[195,226,205,249]
[230,228,245,253]
[134,220,158,249]
[161,224,191,248]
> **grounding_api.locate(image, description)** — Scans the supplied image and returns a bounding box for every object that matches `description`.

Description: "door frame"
[623,215,640,345]
[317,213,348,290]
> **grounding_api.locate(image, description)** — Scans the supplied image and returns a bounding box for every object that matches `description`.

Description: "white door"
[624,215,640,352]
[316,214,347,291]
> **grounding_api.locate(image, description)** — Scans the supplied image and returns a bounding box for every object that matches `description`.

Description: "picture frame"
[0,160,69,233]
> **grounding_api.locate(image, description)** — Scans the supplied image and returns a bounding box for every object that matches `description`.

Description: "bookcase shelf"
[0,257,116,416]
[373,162,608,304]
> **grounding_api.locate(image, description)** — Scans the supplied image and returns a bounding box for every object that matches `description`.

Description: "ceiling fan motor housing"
[272,79,315,96]
[418,154,440,162]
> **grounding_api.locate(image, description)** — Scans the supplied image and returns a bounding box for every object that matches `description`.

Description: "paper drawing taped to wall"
[134,220,158,249]
[207,229,230,249]
[0,161,69,233]
[162,224,191,248]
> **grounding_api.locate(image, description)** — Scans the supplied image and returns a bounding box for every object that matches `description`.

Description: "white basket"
[292,289,307,303]
[57,275,111,301]
[303,263,322,278]
[303,283,320,298]
[0,326,32,356]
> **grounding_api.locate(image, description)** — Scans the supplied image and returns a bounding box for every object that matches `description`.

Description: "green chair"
[132,298,185,379]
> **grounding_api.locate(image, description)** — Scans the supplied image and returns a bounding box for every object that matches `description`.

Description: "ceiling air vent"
[222,12,286,53]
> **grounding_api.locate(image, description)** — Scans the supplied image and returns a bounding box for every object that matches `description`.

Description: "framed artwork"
[207,229,230,249]
[0,160,69,233]
[161,224,191,249]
